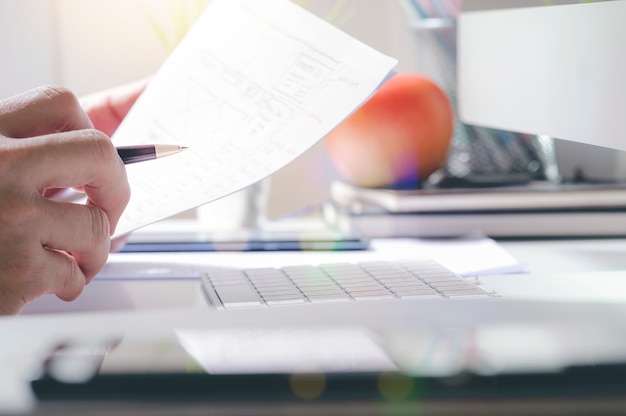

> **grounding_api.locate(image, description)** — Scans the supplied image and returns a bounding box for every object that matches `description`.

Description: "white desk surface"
[483,238,626,303]
[498,238,626,275]
[17,234,626,315]
[4,231,626,414]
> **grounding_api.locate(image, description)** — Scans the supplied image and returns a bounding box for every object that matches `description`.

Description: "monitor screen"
[457,0,626,151]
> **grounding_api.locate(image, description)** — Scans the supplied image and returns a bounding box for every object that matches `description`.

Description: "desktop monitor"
[457,0,626,152]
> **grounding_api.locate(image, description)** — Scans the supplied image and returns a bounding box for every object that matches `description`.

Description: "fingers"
[0,187,114,313]
[41,248,87,301]
[10,129,130,234]
[5,247,88,312]
[40,198,111,282]
[0,245,87,315]
[0,85,94,138]
[0,193,96,314]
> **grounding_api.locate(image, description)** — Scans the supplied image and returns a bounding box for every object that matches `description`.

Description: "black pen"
[116,144,187,164]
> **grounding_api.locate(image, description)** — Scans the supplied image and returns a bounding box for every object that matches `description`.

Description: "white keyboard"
[201,259,495,309]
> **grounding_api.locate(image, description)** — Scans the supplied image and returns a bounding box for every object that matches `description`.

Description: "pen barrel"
[117,145,157,164]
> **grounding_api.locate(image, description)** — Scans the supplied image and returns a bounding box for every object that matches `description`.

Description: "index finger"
[0,85,93,138]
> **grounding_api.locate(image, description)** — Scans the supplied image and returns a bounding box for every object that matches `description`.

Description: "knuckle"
[32,85,87,133]
[87,205,111,247]
[82,129,118,166]
[35,85,80,108]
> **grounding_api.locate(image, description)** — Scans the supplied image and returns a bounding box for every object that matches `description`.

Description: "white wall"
[0,0,419,222]
[0,0,191,98]
[0,0,58,98]
[0,0,418,99]
[54,0,170,95]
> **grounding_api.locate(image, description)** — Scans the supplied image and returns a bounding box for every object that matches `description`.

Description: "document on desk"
[110,0,398,238]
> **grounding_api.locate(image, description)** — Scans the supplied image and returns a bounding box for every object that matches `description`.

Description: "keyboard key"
[295,281,339,290]
[392,288,439,296]
[307,293,351,302]
[384,280,430,289]
[349,288,393,299]
[300,287,346,297]
[252,281,295,290]
[213,284,262,308]
[262,293,306,305]
[257,288,301,297]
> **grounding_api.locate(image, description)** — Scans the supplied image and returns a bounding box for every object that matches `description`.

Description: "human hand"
[0,86,131,314]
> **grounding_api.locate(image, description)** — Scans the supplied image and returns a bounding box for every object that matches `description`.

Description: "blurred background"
[1,0,624,228]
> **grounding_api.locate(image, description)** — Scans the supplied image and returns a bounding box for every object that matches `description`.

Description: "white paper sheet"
[111,0,397,238]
